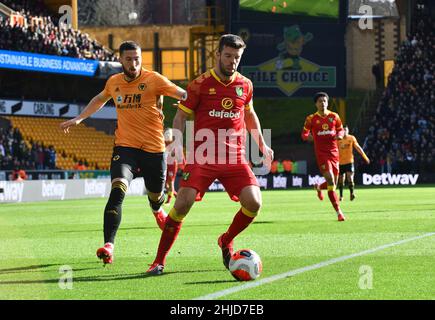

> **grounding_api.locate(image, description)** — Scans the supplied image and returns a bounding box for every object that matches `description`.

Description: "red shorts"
[179,163,259,201]
[316,157,339,176]
[166,163,178,183]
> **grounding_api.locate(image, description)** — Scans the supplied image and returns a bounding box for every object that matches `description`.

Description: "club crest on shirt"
[138,83,147,91]
[116,96,122,103]
[182,172,190,181]
[235,86,243,97]
[113,155,120,161]
[322,123,329,130]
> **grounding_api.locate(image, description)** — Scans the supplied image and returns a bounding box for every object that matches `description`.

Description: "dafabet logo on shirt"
[221,98,234,110]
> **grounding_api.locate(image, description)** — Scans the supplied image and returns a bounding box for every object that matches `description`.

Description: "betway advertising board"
[0,178,145,203]
[0,173,429,203]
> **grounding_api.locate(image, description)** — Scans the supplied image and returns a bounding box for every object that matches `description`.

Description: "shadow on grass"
[185,279,235,285]
[0,263,104,275]
[57,225,222,233]
[0,264,57,274]
[58,221,275,234]
[0,267,225,285]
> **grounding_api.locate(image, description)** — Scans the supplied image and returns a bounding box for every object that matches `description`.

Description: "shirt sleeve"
[301,116,312,141]
[154,72,180,99]
[102,77,113,97]
[245,79,253,110]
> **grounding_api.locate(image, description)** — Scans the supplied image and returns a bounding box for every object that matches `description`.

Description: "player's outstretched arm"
[354,142,370,164]
[60,91,111,133]
[244,107,274,161]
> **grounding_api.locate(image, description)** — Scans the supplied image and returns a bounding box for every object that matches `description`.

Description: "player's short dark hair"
[313,92,329,103]
[218,34,246,52]
[119,41,141,55]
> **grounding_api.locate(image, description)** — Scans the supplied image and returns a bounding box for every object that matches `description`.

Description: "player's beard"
[122,64,140,80]
[218,58,235,78]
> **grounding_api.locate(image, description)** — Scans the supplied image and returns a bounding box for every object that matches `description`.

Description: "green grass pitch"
[0,186,434,300]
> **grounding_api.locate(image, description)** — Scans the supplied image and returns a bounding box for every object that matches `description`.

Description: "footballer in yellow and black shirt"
[60,41,186,264]
[338,125,370,201]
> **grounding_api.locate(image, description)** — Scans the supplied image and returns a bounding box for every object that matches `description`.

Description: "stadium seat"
[6,116,114,170]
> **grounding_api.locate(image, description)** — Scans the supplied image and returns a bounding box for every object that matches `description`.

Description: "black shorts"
[339,163,355,174]
[110,146,166,193]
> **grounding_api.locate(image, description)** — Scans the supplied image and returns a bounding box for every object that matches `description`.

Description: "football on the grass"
[229,249,262,281]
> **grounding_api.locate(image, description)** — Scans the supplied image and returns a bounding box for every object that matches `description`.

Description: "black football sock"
[349,183,355,196]
[104,181,127,244]
[339,184,344,198]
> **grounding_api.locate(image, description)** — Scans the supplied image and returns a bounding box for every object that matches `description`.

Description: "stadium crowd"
[0,0,117,61]
[363,14,434,174]
[0,125,57,172]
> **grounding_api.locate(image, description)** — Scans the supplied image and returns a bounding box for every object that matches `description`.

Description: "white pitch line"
[193,232,435,300]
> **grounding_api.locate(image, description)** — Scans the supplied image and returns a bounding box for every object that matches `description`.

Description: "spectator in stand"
[270,160,278,174]
[12,169,27,181]
[36,146,45,170]
[282,159,293,173]
[47,145,56,169]
[0,139,5,159]
[0,125,44,172]
[74,160,87,171]
[276,159,284,174]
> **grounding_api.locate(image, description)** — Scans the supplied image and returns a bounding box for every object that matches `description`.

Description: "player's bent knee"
[105,181,128,214]
[327,184,337,191]
[148,191,164,201]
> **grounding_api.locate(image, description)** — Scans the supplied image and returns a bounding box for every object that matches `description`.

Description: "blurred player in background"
[146,34,274,275]
[60,41,187,265]
[338,125,370,201]
[301,92,346,221]
[164,127,179,204]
